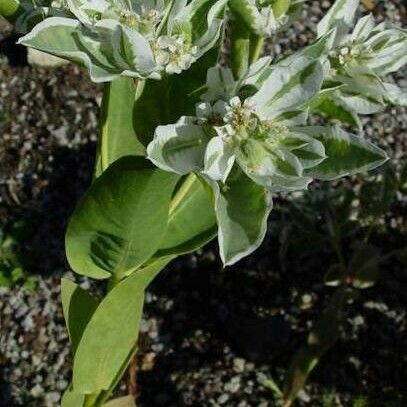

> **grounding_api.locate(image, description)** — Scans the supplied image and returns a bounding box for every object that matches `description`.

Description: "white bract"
[316,0,407,115]
[18,0,225,81]
[147,56,388,265]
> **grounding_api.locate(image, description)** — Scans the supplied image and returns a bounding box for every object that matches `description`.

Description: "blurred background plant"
[0,221,37,290]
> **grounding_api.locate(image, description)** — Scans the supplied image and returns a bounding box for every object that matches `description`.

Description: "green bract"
[315,0,407,118]
[229,0,304,37]
[18,0,225,81]
[147,55,388,265]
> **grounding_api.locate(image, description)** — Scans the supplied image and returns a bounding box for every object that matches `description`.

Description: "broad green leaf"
[73,270,149,394]
[209,170,273,266]
[157,175,216,254]
[61,385,85,407]
[302,126,388,180]
[95,77,145,178]
[61,278,98,354]
[104,396,136,407]
[250,57,324,119]
[18,17,119,82]
[317,0,359,37]
[66,157,179,280]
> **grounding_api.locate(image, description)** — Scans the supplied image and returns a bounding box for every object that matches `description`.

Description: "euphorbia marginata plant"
[2,0,406,405]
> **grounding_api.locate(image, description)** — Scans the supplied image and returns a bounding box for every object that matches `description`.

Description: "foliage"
[0,222,37,290]
[1,0,406,406]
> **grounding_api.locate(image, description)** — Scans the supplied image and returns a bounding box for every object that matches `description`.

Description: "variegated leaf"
[147,120,211,174]
[208,170,273,266]
[250,56,324,119]
[301,126,388,180]
[18,17,120,82]
[317,0,359,37]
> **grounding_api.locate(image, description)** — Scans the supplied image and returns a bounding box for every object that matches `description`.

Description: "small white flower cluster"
[194,96,290,153]
[195,97,258,138]
[118,6,161,32]
[329,42,368,67]
[152,36,198,74]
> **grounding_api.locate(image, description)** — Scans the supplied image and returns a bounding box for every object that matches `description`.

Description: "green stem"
[169,174,197,217]
[326,215,346,272]
[0,0,23,24]
[84,393,99,407]
[229,15,250,80]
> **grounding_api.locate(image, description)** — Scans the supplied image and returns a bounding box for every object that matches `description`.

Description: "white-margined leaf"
[147,119,211,174]
[204,136,236,182]
[202,67,236,102]
[338,92,384,114]
[18,17,120,82]
[208,170,273,266]
[314,94,362,130]
[229,0,276,36]
[250,56,324,119]
[299,126,388,180]
[351,13,375,42]
[317,0,359,37]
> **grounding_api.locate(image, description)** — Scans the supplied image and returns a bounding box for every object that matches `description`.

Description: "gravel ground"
[0,1,406,406]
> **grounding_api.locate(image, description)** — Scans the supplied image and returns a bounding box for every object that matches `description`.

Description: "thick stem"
[249,35,265,65]
[0,0,23,24]
[229,15,250,80]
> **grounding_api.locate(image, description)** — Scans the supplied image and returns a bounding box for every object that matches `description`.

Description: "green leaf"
[66,157,179,280]
[271,0,291,18]
[229,0,270,37]
[157,175,216,255]
[61,385,85,407]
[104,396,136,407]
[209,169,273,266]
[61,278,99,354]
[359,164,398,217]
[302,126,388,180]
[73,270,149,394]
[95,77,146,178]
[315,95,362,130]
